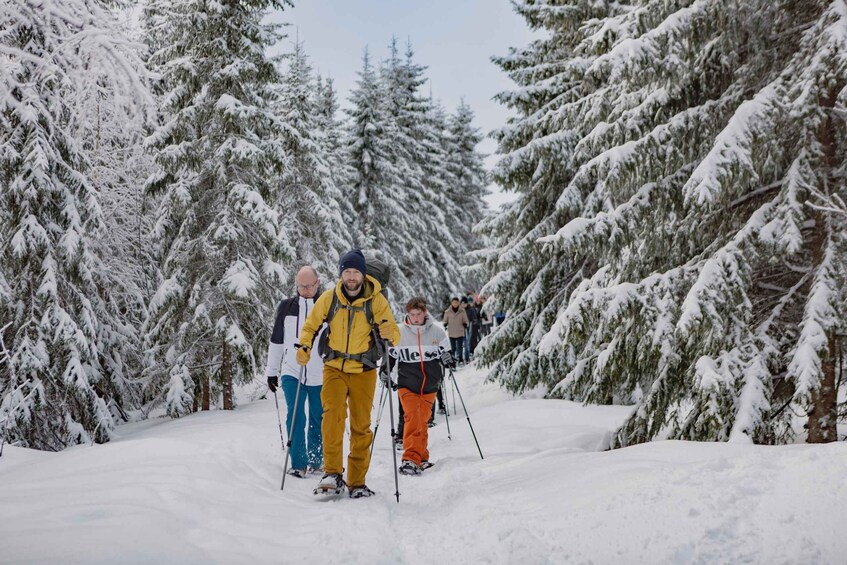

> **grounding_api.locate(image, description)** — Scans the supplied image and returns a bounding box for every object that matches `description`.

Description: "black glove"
[267,376,278,392]
[440,350,455,369]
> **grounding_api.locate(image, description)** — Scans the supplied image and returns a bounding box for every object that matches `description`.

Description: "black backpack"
[362,250,390,291]
[317,250,392,370]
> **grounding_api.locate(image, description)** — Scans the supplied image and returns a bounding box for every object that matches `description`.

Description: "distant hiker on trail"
[465,297,482,358]
[478,296,492,338]
[389,297,453,475]
[443,297,469,364]
[296,249,400,499]
[265,266,326,478]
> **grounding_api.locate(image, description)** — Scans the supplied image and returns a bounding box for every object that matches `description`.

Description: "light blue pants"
[281,375,323,471]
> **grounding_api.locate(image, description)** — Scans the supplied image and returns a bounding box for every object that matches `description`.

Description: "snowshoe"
[394,437,404,452]
[313,473,345,496]
[399,460,422,476]
[420,461,435,470]
[427,419,436,428]
[287,468,307,479]
[348,485,375,499]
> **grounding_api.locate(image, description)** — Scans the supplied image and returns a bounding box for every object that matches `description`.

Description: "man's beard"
[344,280,362,295]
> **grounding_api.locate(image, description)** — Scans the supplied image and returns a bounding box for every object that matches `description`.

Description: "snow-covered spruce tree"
[487,0,847,445]
[73,9,159,418]
[143,0,294,416]
[421,97,469,297]
[0,0,150,449]
[273,41,350,277]
[373,39,466,303]
[315,75,357,235]
[475,1,610,395]
[445,99,489,286]
[346,47,412,302]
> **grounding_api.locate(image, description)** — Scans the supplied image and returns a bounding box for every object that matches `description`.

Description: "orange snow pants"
[398,388,437,466]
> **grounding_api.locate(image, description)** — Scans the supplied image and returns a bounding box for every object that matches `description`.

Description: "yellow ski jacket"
[299,275,400,373]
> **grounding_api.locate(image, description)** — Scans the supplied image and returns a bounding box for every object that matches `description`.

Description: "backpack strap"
[326,293,341,326]
[364,299,374,327]
[318,291,381,370]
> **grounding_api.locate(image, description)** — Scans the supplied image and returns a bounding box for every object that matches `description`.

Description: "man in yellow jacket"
[296,249,400,498]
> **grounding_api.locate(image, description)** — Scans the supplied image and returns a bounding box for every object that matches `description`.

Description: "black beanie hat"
[339,249,367,277]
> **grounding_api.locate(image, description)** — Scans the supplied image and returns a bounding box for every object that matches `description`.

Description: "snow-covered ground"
[1,365,845,564]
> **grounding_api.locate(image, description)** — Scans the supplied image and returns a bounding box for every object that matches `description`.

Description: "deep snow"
[1,365,845,564]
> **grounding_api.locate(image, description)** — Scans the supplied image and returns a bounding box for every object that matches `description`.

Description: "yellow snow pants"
[321,365,377,488]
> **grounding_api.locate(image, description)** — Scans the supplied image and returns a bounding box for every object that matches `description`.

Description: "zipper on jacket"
[417,328,427,395]
[342,294,353,372]
[302,298,308,383]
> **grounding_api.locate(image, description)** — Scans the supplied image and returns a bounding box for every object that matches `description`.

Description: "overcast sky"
[267,1,538,209]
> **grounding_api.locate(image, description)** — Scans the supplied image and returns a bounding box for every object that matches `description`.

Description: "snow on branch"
[788,242,840,401]
[683,84,778,205]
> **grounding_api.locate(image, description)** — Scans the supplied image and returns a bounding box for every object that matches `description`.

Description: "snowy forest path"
[1,367,847,563]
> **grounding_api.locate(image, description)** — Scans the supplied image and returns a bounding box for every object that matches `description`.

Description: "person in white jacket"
[389,296,454,475]
[265,266,327,477]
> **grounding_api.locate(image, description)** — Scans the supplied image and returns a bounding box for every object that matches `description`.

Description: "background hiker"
[443,297,469,364]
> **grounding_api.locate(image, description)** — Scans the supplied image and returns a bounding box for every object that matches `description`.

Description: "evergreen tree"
[0,0,149,449]
[484,0,847,445]
[446,99,489,283]
[315,75,357,233]
[143,0,294,416]
[377,39,466,302]
[274,41,350,277]
[75,11,158,419]
[477,1,605,395]
[346,47,409,299]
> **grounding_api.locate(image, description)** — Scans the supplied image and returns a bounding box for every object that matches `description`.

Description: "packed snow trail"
[1,366,846,564]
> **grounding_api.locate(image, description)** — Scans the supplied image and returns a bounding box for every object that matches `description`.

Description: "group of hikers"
[265,249,484,498]
[442,292,493,366]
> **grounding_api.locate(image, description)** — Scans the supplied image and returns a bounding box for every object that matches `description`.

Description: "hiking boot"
[348,485,375,498]
[399,460,422,476]
[287,468,307,479]
[313,473,345,495]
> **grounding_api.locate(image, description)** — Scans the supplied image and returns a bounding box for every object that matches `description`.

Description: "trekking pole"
[440,379,452,441]
[451,374,457,416]
[370,381,388,459]
[449,369,483,460]
[272,389,286,451]
[441,378,449,415]
[381,339,400,503]
[280,365,306,491]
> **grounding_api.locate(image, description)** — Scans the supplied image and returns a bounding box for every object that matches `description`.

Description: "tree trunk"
[806,88,839,443]
[201,375,210,411]
[221,341,233,410]
[807,332,838,443]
